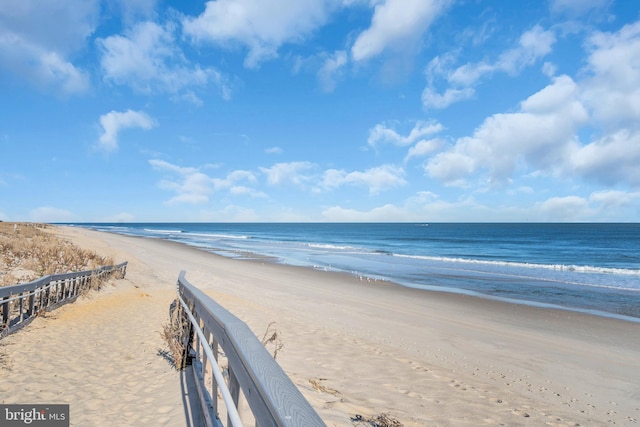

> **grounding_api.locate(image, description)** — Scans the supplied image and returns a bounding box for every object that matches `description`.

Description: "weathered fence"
[0,262,128,338]
[176,271,326,427]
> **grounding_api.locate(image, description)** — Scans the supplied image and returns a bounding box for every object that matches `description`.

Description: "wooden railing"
[0,262,128,338]
[176,271,325,427]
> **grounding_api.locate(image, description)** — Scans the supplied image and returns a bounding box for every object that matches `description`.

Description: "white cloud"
[570,129,640,186]
[112,0,158,23]
[426,74,588,185]
[317,50,348,92]
[150,159,214,204]
[368,120,443,147]
[320,164,406,194]
[589,190,640,208]
[423,25,556,109]
[182,0,336,68]
[425,21,640,190]
[150,160,261,204]
[98,110,157,151]
[535,196,591,221]
[581,21,640,131]
[260,162,316,186]
[322,204,408,222]
[0,0,97,94]
[198,205,262,222]
[98,21,227,100]
[404,138,442,162]
[550,0,608,15]
[29,207,76,223]
[265,146,283,154]
[351,0,450,62]
[565,21,640,187]
[448,25,556,87]
[421,87,474,109]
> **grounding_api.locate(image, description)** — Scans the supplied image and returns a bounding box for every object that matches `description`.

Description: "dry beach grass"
[0,222,113,286]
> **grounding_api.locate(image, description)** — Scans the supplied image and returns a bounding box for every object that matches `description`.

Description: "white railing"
[0,262,128,338]
[176,271,325,427]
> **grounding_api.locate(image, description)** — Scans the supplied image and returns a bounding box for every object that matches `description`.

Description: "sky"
[1,0,640,223]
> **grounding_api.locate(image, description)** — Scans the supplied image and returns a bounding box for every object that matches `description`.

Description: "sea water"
[69,223,640,321]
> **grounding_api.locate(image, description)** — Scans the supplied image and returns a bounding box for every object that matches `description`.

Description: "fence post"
[28,292,35,317]
[227,365,241,426]
[1,296,9,327]
[18,294,24,322]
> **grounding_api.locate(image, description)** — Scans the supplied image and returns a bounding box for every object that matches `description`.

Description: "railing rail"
[0,262,128,338]
[177,271,325,427]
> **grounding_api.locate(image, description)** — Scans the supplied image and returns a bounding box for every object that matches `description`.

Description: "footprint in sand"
[511,408,531,418]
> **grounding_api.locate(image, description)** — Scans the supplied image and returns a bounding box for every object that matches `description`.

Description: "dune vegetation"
[0,223,113,287]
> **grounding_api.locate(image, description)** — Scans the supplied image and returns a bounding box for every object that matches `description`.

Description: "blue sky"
[1,0,639,222]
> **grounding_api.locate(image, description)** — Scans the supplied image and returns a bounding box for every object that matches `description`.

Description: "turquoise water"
[69,223,640,321]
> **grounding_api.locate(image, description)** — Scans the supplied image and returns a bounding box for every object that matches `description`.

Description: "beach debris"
[260,321,284,360]
[351,413,404,427]
[160,298,191,370]
[309,378,340,395]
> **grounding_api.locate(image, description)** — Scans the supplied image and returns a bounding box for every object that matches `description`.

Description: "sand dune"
[1,226,639,426]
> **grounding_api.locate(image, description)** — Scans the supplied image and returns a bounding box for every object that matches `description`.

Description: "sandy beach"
[1,225,639,426]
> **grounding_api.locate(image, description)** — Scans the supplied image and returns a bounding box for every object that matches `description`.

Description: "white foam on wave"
[306,242,358,251]
[182,232,249,240]
[144,228,183,234]
[393,253,640,277]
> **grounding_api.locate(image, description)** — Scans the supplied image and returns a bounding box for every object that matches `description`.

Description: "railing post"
[227,365,241,427]
[28,292,35,317]
[1,296,9,327]
[210,332,219,416]
[60,280,67,302]
[18,294,24,322]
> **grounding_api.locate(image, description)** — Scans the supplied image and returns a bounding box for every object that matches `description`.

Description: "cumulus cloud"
[421,87,475,109]
[565,21,640,187]
[589,190,640,208]
[581,21,640,131]
[98,21,227,101]
[423,25,556,109]
[265,146,283,154]
[425,20,640,191]
[320,164,406,194]
[260,162,316,186]
[351,0,450,62]
[426,75,588,185]
[322,204,407,222]
[570,129,640,186]
[317,50,348,92]
[150,160,261,204]
[150,159,214,204]
[182,0,336,68]
[449,25,556,86]
[536,196,592,221]
[404,138,442,162]
[112,0,158,23]
[368,120,443,147]
[98,110,157,151]
[0,0,97,94]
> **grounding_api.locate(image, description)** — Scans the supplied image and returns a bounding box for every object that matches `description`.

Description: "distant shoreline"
[63,223,640,323]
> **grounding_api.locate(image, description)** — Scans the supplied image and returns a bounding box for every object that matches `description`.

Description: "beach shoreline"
[2,225,639,426]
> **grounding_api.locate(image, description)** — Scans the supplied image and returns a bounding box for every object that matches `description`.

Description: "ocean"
[68,223,640,322]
